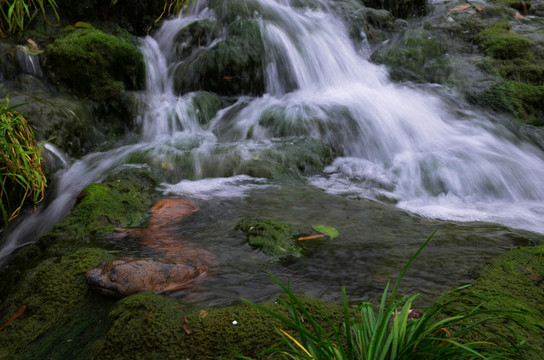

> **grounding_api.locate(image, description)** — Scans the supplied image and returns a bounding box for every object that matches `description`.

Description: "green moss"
[45,29,145,102]
[191,91,223,128]
[236,218,302,258]
[478,81,544,125]
[37,168,157,250]
[475,20,532,60]
[444,245,544,358]
[370,29,450,83]
[91,291,346,359]
[173,19,265,96]
[0,248,114,359]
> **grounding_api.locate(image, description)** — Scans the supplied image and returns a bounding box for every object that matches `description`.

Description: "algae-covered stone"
[45,28,144,102]
[475,81,544,126]
[37,167,157,252]
[236,218,302,258]
[444,245,544,359]
[475,20,532,60]
[173,19,265,96]
[91,291,346,359]
[191,91,223,128]
[371,29,450,84]
[0,248,114,359]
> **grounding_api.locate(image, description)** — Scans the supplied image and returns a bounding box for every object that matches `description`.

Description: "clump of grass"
[0,0,59,35]
[0,96,46,239]
[239,232,528,359]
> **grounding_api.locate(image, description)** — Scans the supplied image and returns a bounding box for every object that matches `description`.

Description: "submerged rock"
[86,198,217,297]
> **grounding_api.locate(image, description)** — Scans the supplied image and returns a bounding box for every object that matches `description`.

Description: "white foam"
[162,175,275,200]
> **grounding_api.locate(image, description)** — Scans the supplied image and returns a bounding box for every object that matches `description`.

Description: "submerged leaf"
[311,224,339,239]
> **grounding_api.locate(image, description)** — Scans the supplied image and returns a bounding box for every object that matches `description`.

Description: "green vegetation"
[445,244,544,359]
[475,20,532,60]
[36,167,157,252]
[0,96,46,238]
[0,0,58,35]
[44,28,144,102]
[240,233,529,359]
[237,218,302,258]
[0,248,114,359]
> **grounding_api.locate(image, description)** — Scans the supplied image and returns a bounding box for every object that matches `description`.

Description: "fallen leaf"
[199,310,209,319]
[311,224,339,240]
[222,76,235,80]
[297,234,326,241]
[0,305,27,332]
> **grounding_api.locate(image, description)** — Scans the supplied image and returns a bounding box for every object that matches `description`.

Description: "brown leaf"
[182,317,191,334]
[0,305,27,332]
[199,310,209,319]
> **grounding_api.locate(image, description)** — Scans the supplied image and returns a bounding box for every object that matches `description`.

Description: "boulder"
[173,19,265,96]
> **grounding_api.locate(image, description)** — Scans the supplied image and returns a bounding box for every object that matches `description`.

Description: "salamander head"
[86,257,205,297]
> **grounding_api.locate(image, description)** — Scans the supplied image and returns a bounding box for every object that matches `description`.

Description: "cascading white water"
[2,0,544,267]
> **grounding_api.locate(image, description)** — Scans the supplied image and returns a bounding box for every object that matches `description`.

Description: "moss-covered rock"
[475,20,532,60]
[173,19,265,96]
[172,19,222,60]
[236,218,302,258]
[0,248,114,359]
[91,290,346,360]
[444,245,544,358]
[36,167,158,253]
[474,81,544,125]
[371,29,450,83]
[45,28,144,102]
[191,91,223,128]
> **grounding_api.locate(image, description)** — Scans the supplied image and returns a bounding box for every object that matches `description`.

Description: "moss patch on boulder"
[36,167,158,253]
[173,19,265,96]
[475,81,544,125]
[0,248,114,359]
[371,29,450,83]
[45,28,144,102]
[444,245,544,358]
[236,218,302,258]
[91,291,346,359]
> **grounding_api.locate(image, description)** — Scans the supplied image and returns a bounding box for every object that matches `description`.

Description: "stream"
[2,0,544,306]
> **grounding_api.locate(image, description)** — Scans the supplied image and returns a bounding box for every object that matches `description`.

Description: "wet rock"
[173,19,265,96]
[371,29,450,83]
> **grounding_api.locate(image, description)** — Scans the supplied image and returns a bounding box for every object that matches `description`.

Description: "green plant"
[0,97,46,239]
[0,0,59,35]
[239,232,527,359]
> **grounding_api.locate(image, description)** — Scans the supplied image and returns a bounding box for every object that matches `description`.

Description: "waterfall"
[2,0,544,266]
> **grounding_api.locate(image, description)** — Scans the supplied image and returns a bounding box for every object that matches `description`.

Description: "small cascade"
[15,45,43,78]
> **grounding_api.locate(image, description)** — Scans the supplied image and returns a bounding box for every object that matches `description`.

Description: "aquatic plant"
[0,97,46,239]
[0,0,59,35]
[239,232,527,359]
